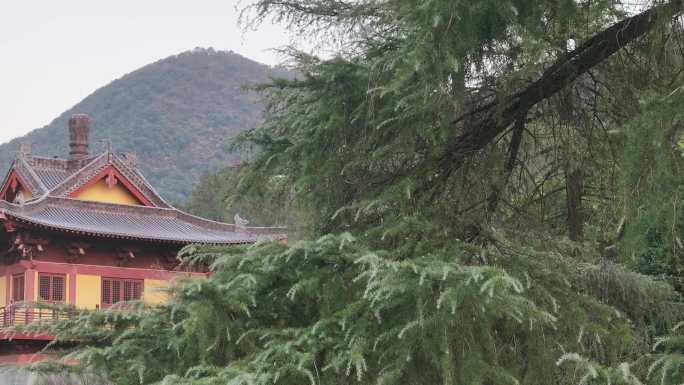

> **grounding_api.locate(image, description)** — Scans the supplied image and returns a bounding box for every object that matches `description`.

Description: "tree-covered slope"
[0,48,289,204]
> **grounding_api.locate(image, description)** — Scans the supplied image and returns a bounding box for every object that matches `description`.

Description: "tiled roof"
[0,197,286,244]
[0,151,286,244]
[41,153,171,208]
[21,157,81,194]
[13,158,48,197]
[32,168,72,190]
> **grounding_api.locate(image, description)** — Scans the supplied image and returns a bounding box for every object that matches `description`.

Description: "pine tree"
[21,1,684,384]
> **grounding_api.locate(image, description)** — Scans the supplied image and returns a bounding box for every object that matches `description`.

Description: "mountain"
[0,48,289,204]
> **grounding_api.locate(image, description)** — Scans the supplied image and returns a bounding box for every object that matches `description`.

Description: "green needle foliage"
[28,234,679,385]
[617,90,684,291]
[559,321,684,385]
[24,0,684,384]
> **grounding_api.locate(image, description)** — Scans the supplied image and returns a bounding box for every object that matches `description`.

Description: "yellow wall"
[0,276,6,307]
[74,179,141,206]
[74,276,170,308]
[76,274,101,309]
[143,279,169,305]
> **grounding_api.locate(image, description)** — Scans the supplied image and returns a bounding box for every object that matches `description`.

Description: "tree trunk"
[558,79,584,241]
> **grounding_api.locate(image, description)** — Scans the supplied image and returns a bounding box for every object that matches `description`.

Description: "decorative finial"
[99,140,113,162]
[234,214,249,230]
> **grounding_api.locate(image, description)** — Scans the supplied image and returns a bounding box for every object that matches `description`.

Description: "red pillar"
[68,272,77,305]
[25,270,35,302]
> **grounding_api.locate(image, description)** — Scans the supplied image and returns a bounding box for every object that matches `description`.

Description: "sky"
[0,0,292,144]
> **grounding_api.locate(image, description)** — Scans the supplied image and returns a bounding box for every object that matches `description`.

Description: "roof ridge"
[26,155,68,162]
[176,210,286,234]
[43,152,168,208]
[26,156,70,170]
[0,192,51,215]
[0,160,17,195]
[47,153,108,195]
[109,153,171,208]
[12,158,48,197]
[17,157,49,195]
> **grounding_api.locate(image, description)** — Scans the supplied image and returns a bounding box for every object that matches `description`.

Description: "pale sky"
[0,0,292,144]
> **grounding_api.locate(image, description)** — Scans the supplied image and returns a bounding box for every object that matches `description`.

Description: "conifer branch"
[440,0,684,178]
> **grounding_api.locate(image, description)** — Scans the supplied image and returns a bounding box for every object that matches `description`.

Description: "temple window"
[12,274,24,302]
[102,278,143,307]
[38,273,65,303]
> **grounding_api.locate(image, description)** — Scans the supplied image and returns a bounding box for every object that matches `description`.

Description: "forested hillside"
[26,1,684,384]
[0,48,288,203]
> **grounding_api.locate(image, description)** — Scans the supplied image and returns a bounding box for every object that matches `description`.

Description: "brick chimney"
[68,114,91,162]
[17,143,31,158]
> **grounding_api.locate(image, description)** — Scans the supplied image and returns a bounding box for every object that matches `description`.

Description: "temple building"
[0,114,286,364]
